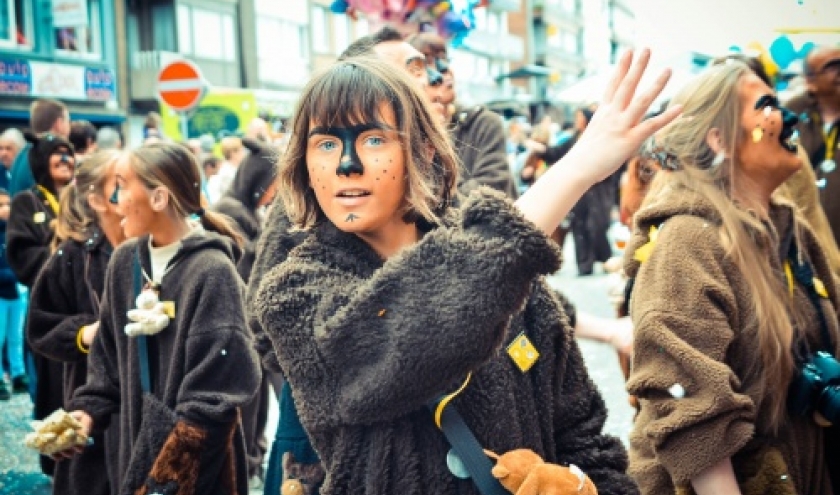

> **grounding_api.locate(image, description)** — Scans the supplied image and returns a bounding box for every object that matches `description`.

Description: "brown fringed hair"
[280,55,459,230]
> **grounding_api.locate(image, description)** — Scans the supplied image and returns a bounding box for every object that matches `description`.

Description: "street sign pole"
[179,113,189,142]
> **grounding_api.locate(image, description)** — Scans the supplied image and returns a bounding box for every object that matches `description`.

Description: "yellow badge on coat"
[33,212,46,224]
[814,278,829,299]
[507,333,539,373]
[633,225,660,264]
[161,301,176,318]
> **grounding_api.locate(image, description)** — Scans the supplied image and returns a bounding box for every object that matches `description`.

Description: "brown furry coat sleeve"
[626,216,757,485]
[256,189,560,428]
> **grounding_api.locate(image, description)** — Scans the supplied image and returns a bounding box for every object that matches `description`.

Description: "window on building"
[54,0,103,58]
[177,5,192,54]
[177,4,237,62]
[561,0,577,14]
[311,5,329,53]
[0,0,33,48]
[256,16,309,85]
[563,31,578,53]
[354,17,369,39]
[333,15,350,54]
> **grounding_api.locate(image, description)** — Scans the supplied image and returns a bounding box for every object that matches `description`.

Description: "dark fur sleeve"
[246,200,308,372]
[256,189,561,429]
[69,247,126,431]
[6,191,53,287]
[27,243,96,363]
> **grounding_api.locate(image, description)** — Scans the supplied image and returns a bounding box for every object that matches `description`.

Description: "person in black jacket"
[28,149,125,495]
[61,143,261,495]
[7,131,75,476]
[0,188,27,400]
[253,53,679,495]
[407,32,518,198]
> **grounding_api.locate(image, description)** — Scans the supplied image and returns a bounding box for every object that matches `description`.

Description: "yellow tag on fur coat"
[507,333,539,372]
[633,226,659,264]
[161,301,175,318]
[814,278,829,298]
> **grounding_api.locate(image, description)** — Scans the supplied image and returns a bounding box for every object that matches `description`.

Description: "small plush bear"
[125,289,170,337]
[485,449,598,495]
[23,408,88,455]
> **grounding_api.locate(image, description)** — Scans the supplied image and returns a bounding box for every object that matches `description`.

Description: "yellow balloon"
[549,72,561,84]
[433,2,451,16]
[546,24,558,36]
[746,41,780,79]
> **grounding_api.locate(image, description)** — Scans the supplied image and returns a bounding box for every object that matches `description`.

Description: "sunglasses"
[807,58,840,77]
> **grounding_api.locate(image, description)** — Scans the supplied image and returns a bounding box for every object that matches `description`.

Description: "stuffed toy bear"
[23,408,88,455]
[485,449,598,495]
[125,289,170,337]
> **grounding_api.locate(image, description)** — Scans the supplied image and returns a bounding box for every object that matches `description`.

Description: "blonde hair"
[220,136,243,161]
[645,61,796,431]
[130,143,244,247]
[52,149,123,251]
[280,56,459,230]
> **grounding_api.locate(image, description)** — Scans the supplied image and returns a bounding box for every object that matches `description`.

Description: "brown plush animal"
[485,449,598,495]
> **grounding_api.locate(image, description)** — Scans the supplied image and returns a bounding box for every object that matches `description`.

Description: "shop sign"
[0,58,31,96]
[0,57,116,102]
[52,0,89,28]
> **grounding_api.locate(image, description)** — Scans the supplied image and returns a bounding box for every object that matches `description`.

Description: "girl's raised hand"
[569,48,683,184]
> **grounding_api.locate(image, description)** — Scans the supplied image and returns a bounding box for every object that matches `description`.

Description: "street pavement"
[0,239,633,494]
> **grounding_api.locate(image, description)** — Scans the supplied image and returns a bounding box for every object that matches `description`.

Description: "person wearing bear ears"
[252,51,679,495]
[625,61,838,494]
[27,150,125,495]
[57,143,261,495]
[7,131,76,476]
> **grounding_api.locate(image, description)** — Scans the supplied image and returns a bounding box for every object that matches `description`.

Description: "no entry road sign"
[157,60,207,113]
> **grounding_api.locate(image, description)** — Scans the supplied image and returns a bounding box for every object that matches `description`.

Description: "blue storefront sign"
[84,67,116,101]
[0,58,32,96]
[0,57,116,102]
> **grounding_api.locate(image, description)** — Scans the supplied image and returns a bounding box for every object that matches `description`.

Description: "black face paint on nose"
[309,124,384,177]
[435,58,449,74]
[781,106,799,128]
[427,67,444,87]
[110,185,119,205]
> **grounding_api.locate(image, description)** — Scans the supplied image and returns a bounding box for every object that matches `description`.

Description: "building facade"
[0,0,124,131]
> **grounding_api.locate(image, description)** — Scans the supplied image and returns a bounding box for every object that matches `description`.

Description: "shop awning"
[0,108,126,125]
[495,65,555,82]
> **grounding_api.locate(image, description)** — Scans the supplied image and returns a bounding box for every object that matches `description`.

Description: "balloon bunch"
[329,0,489,47]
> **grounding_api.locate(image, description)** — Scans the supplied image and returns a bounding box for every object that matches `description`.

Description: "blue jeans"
[0,290,26,379]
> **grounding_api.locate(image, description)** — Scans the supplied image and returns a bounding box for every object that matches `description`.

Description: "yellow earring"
[752,126,764,143]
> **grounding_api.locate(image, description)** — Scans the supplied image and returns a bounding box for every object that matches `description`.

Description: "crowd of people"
[0,25,838,495]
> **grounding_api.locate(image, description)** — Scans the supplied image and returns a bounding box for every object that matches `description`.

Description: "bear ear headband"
[641,137,680,171]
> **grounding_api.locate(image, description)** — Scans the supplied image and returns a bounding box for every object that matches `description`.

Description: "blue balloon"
[799,41,816,59]
[330,0,349,13]
[770,36,795,69]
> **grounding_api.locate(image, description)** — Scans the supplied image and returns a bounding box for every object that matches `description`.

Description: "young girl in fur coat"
[253,52,679,495]
[28,149,125,495]
[59,143,262,495]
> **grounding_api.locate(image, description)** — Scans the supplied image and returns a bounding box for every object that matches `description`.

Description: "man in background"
[407,32,518,198]
[8,99,71,196]
[786,45,840,244]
